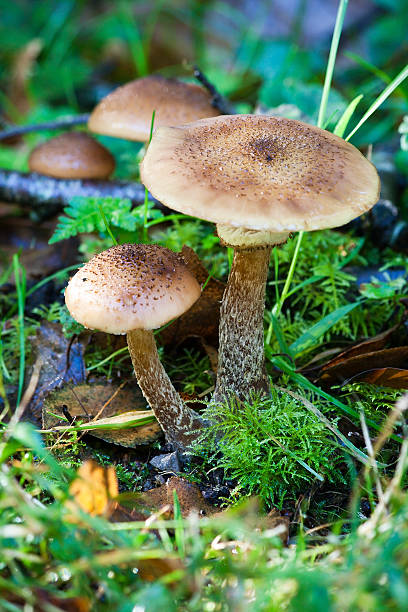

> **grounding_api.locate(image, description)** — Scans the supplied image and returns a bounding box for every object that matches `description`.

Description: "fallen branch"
[0,114,89,141]
[193,65,236,115]
[0,169,164,221]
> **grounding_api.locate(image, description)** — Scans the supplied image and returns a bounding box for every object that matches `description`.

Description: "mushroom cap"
[87,75,220,142]
[140,114,380,232]
[65,244,201,334]
[28,132,115,179]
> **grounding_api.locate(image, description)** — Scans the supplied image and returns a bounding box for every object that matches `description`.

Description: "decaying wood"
[0,114,89,141]
[0,169,163,220]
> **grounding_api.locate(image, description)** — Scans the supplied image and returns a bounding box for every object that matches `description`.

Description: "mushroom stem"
[213,246,272,403]
[127,328,203,450]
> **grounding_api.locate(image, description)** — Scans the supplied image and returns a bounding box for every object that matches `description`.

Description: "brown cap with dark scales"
[88,75,221,142]
[65,244,201,334]
[28,132,115,179]
[140,114,380,232]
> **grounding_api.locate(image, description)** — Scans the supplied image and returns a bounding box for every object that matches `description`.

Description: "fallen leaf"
[136,557,186,584]
[42,381,162,447]
[66,460,118,520]
[320,321,402,370]
[139,476,217,518]
[158,246,225,348]
[27,321,86,423]
[319,347,408,387]
[348,367,408,389]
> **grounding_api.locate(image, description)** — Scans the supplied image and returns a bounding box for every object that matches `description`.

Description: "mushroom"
[88,75,220,143]
[140,114,380,402]
[64,243,203,450]
[28,131,115,179]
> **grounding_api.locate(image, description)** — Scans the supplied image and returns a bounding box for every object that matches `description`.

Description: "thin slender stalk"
[317,0,349,130]
[143,110,156,242]
[273,230,303,316]
[346,63,408,141]
[12,254,26,407]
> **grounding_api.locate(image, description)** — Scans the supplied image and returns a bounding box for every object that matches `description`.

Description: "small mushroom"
[64,243,203,450]
[140,114,380,402]
[88,75,220,143]
[28,131,115,179]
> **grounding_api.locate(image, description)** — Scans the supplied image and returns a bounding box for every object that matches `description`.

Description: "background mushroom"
[65,243,203,450]
[88,75,221,143]
[28,131,115,179]
[140,114,380,402]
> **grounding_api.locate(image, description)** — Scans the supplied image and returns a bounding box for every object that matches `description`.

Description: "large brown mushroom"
[87,75,220,143]
[140,114,380,402]
[28,131,115,179]
[65,243,203,450]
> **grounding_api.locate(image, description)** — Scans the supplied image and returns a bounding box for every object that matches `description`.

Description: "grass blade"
[289,301,361,358]
[334,94,363,138]
[12,255,26,408]
[317,0,349,129]
[346,64,408,141]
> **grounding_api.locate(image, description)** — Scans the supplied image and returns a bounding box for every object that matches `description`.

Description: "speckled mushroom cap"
[87,75,220,142]
[28,132,115,179]
[65,244,201,334]
[140,114,380,232]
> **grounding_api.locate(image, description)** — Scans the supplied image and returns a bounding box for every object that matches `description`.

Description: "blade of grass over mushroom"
[13,254,26,408]
[279,0,348,313]
[346,64,408,141]
[143,110,156,242]
[98,204,118,246]
[289,301,362,359]
[334,95,364,138]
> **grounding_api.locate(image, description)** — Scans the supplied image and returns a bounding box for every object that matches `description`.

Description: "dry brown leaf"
[43,381,162,447]
[352,367,408,389]
[320,321,401,370]
[66,460,119,520]
[319,347,408,386]
[139,476,217,518]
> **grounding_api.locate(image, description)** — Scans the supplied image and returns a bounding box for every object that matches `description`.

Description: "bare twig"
[0,169,165,221]
[193,65,236,115]
[0,114,90,141]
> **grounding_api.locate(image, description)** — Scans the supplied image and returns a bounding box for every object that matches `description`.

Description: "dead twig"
[0,114,89,141]
[193,65,236,115]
